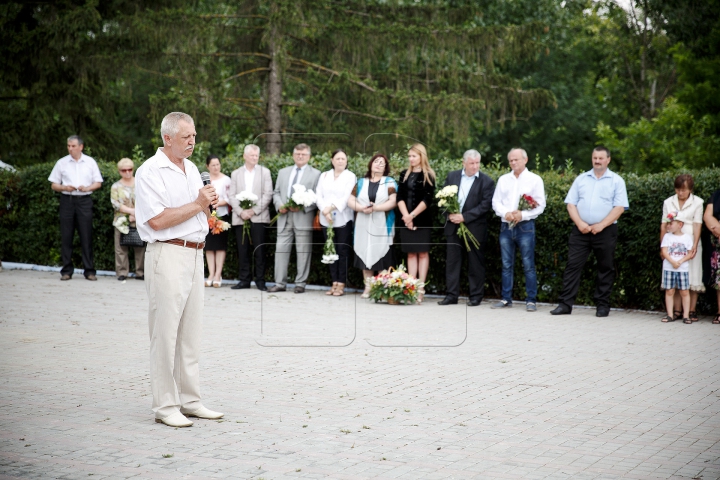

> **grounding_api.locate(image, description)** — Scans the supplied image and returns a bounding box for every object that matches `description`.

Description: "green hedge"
[1,153,719,313]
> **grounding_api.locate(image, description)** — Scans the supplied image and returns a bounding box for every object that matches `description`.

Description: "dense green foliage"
[2,0,718,171]
[2,155,719,312]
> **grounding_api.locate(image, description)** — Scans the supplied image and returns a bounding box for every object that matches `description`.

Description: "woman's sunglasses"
[120,169,133,173]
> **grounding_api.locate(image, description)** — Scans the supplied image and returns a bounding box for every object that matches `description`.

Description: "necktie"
[289,167,301,198]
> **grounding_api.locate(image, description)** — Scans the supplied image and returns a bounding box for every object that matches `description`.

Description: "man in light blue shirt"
[550,146,629,317]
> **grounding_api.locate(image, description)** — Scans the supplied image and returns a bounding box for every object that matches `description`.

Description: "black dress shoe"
[135,275,144,281]
[437,296,458,305]
[231,282,251,290]
[255,283,268,291]
[467,299,482,307]
[549,304,572,315]
[596,306,610,317]
[117,275,127,281]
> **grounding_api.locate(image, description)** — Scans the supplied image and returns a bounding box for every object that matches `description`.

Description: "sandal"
[683,318,692,324]
[333,283,345,296]
[713,314,720,324]
[673,310,683,321]
[689,311,699,322]
[661,315,675,323]
[416,288,425,305]
[361,287,371,299]
[213,280,222,288]
[326,282,338,296]
[205,280,212,287]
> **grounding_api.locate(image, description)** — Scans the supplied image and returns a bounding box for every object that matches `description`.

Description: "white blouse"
[211,174,231,217]
[315,169,357,227]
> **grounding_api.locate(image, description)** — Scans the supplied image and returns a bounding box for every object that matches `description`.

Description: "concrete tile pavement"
[0,269,719,479]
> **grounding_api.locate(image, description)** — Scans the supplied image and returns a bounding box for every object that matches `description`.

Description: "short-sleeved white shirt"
[661,232,693,272]
[48,154,103,195]
[135,148,208,243]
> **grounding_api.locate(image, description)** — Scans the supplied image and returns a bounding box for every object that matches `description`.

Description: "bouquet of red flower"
[208,211,231,235]
[509,194,539,229]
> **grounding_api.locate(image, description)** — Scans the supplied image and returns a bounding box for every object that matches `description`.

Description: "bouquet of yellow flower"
[367,265,423,305]
[435,185,480,251]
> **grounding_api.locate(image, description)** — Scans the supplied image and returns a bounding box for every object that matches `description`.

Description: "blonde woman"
[110,158,145,281]
[397,144,435,303]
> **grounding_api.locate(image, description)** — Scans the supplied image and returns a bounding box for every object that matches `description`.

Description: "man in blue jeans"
[490,148,546,311]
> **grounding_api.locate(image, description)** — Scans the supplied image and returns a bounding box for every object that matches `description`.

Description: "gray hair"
[462,149,481,162]
[508,148,528,160]
[160,112,194,143]
[244,144,260,155]
[67,135,84,146]
[294,143,311,155]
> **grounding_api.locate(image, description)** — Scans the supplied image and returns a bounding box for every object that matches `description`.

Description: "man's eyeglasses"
[119,169,133,173]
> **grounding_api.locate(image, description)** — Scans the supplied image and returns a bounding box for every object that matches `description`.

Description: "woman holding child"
[660,174,704,322]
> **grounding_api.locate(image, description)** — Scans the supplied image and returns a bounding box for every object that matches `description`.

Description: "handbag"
[313,211,322,231]
[120,227,145,247]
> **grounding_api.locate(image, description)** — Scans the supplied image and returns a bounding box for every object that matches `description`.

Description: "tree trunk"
[266,24,282,155]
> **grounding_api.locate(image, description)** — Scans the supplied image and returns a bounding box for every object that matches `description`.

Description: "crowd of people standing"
[48,130,720,323]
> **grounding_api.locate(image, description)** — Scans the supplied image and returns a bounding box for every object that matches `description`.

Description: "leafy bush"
[2,153,719,313]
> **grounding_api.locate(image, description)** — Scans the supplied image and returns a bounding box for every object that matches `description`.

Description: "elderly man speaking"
[135,112,224,428]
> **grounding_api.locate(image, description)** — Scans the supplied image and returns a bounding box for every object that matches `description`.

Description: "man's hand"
[577,221,592,234]
[194,185,217,209]
[240,209,254,220]
[504,212,514,222]
[511,211,522,223]
[65,185,77,192]
[449,213,464,224]
[589,223,606,235]
[279,207,288,214]
[77,185,88,192]
[289,206,301,213]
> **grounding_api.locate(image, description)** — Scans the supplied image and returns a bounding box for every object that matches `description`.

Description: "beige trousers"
[114,228,145,277]
[144,242,204,419]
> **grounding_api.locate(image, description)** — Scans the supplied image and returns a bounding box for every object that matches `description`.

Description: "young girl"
[660,211,694,324]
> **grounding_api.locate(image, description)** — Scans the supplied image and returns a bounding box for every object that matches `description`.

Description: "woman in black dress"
[397,143,436,303]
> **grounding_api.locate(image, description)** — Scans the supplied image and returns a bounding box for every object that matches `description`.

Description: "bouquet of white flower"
[235,191,259,244]
[270,184,317,226]
[113,215,130,234]
[321,221,339,264]
[435,184,480,251]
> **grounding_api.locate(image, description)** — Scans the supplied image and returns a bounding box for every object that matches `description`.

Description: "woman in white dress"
[316,149,357,296]
[660,174,704,321]
[204,155,231,287]
[348,154,398,298]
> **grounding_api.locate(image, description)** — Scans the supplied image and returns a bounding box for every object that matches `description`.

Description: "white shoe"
[155,411,193,427]
[180,405,224,419]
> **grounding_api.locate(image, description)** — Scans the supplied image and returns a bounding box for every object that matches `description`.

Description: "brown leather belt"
[161,238,205,249]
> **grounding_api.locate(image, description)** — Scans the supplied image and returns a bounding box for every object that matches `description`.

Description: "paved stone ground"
[1,269,719,479]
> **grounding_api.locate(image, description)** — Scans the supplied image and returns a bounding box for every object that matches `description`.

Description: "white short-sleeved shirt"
[135,148,208,243]
[661,233,693,273]
[492,168,546,223]
[48,154,103,195]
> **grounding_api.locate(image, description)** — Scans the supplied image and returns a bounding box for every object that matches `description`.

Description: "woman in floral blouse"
[111,158,145,281]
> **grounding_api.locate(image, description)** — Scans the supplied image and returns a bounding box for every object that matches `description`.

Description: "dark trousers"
[59,195,95,277]
[322,221,353,284]
[558,224,618,309]
[445,223,488,302]
[234,223,268,284]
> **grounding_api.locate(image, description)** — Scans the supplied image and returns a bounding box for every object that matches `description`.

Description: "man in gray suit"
[268,143,321,293]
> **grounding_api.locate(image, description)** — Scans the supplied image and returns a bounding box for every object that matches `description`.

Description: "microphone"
[200,172,216,212]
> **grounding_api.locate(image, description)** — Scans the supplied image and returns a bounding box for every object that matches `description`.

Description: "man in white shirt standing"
[491,148,546,312]
[135,112,224,428]
[48,135,103,281]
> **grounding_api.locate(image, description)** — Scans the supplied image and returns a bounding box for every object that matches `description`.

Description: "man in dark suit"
[438,149,495,306]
